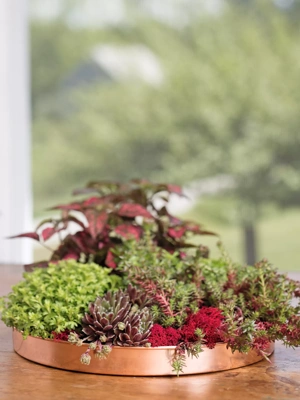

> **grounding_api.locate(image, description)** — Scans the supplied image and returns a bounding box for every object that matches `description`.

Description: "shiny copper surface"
[13,329,274,376]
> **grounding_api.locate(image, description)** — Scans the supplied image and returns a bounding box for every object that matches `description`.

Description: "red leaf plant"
[10,179,216,271]
[180,307,224,349]
[148,324,182,347]
[52,329,74,342]
[148,307,224,348]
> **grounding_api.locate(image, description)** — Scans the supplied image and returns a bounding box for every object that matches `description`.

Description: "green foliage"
[192,247,299,308]
[32,4,300,221]
[171,327,205,376]
[172,350,187,377]
[117,237,300,355]
[185,328,204,359]
[182,250,300,353]
[116,235,200,327]
[0,260,123,338]
[117,233,186,281]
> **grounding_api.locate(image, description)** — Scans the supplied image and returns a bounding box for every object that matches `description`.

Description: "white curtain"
[0,0,32,264]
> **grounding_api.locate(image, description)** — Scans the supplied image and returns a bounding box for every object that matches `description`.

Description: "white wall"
[0,0,32,264]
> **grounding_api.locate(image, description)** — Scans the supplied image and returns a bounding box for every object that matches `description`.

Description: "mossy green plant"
[0,259,123,339]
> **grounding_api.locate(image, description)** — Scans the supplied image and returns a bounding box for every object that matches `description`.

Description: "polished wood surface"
[1,265,300,400]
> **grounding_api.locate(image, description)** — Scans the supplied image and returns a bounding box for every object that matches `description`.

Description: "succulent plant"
[72,285,154,363]
[81,290,131,344]
[125,284,153,309]
[114,308,153,347]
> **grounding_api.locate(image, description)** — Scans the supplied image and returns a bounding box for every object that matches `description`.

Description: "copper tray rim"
[14,328,239,350]
[18,333,231,350]
[13,328,275,376]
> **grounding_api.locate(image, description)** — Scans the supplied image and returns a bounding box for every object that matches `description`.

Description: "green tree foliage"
[31,21,90,116]
[31,1,300,263]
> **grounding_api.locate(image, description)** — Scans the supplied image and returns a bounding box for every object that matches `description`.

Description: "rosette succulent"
[70,285,154,363]
[114,308,153,347]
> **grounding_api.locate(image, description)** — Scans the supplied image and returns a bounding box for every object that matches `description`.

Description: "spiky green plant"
[116,235,201,327]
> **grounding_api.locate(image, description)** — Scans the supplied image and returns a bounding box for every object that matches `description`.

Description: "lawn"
[182,199,300,272]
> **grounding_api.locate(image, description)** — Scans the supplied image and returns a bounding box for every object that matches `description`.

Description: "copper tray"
[13,329,274,376]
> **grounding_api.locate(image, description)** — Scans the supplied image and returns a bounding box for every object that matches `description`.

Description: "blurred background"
[1,0,300,270]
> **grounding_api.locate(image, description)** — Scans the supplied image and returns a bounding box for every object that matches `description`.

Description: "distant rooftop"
[92,45,163,85]
[63,44,164,90]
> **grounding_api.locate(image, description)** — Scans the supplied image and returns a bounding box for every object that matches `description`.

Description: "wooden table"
[1,265,299,400]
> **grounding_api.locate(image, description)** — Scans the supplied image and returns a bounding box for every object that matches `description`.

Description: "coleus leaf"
[167,227,187,239]
[166,184,183,195]
[61,252,78,261]
[82,196,108,207]
[51,241,81,261]
[49,202,82,211]
[105,249,117,269]
[41,227,57,241]
[35,218,56,231]
[58,215,86,230]
[114,224,142,241]
[118,203,153,219]
[10,179,217,273]
[183,222,217,236]
[57,232,92,255]
[82,196,101,206]
[9,232,40,241]
[83,195,114,207]
[38,216,85,240]
[84,210,108,239]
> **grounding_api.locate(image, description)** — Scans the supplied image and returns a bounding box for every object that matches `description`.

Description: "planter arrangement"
[1,180,299,376]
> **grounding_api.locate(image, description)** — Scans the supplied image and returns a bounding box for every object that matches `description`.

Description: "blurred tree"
[156,2,300,263]
[31,21,92,115]
[31,1,300,264]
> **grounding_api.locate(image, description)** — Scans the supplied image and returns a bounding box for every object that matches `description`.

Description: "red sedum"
[148,307,224,348]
